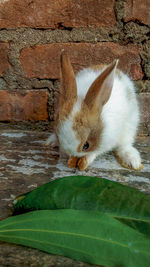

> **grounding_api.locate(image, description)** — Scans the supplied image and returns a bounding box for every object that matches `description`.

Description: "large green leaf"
[0,209,150,267]
[13,176,150,236]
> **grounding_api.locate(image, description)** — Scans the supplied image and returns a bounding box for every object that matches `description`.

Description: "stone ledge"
[0,127,149,266]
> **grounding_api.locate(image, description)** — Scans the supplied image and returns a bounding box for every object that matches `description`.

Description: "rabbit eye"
[82,142,89,151]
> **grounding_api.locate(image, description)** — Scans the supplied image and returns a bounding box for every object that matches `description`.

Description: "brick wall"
[0,0,149,135]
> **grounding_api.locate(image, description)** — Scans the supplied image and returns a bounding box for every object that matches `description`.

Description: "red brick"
[20,43,143,80]
[138,93,150,123]
[0,0,116,28]
[0,42,9,76]
[125,0,150,26]
[0,90,48,121]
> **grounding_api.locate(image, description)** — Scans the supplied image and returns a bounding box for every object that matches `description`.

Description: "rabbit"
[45,52,143,171]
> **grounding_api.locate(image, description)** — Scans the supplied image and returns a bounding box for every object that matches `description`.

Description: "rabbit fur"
[46,53,142,171]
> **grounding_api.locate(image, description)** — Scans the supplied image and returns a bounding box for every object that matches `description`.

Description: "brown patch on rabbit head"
[73,102,103,153]
[57,52,77,122]
[73,60,118,154]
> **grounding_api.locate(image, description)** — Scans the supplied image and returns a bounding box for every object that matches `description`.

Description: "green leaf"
[13,176,150,236]
[0,209,150,267]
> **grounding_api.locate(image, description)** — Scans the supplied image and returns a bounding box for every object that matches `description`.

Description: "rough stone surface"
[139,93,150,123]
[0,90,48,121]
[0,243,94,267]
[141,40,150,79]
[124,0,150,26]
[0,0,116,28]
[0,42,9,76]
[136,80,150,93]
[0,126,149,266]
[123,22,150,44]
[20,43,143,80]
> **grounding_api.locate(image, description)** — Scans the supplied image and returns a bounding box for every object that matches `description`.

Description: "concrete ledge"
[0,128,150,266]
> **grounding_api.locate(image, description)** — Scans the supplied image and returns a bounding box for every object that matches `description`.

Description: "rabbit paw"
[77,156,88,171]
[114,146,143,171]
[67,156,78,168]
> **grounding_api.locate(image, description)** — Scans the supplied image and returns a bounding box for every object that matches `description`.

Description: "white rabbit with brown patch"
[46,53,143,171]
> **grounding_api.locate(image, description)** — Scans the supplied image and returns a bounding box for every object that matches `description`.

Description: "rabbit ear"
[59,52,77,112]
[84,60,118,111]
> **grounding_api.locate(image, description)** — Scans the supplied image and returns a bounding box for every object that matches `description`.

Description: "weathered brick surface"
[0,42,9,76]
[0,0,149,135]
[20,43,143,80]
[139,93,150,123]
[0,0,116,28]
[0,90,48,121]
[124,0,150,26]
